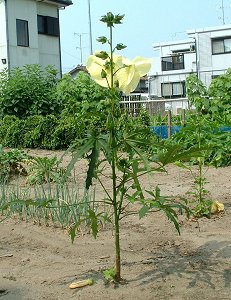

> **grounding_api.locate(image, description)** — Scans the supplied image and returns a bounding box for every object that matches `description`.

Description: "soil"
[1,149,231,300]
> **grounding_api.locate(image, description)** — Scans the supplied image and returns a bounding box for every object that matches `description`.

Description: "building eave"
[187,24,231,35]
[153,39,193,49]
[36,0,73,8]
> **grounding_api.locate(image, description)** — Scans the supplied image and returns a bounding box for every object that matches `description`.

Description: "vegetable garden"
[0,12,231,300]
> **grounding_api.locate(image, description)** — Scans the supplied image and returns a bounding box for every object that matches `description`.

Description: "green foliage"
[102,267,116,282]
[51,116,85,149]
[186,74,207,111]
[186,71,231,123]
[26,156,66,185]
[208,69,231,123]
[0,65,60,118]
[23,115,45,148]
[170,113,231,167]
[0,145,28,182]
[57,72,111,116]
[0,115,25,147]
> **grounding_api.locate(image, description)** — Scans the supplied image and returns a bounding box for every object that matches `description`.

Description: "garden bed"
[1,149,231,300]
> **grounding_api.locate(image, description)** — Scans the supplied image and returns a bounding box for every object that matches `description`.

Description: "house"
[149,24,231,114]
[0,0,72,77]
[69,64,88,78]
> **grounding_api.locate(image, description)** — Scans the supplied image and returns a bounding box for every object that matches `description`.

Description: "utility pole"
[88,0,93,55]
[74,33,87,65]
[221,0,225,24]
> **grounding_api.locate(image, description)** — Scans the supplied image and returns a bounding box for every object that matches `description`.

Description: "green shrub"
[23,115,45,148]
[50,116,85,149]
[0,65,60,118]
[0,115,18,144]
[4,118,25,148]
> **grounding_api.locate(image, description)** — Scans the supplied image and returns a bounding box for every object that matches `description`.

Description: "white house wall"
[0,0,8,70]
[37,2,61,72]
[0,0,62,75]
[6,0,40,69]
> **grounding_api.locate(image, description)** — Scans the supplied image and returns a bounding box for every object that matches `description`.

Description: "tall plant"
[66,12,191,282]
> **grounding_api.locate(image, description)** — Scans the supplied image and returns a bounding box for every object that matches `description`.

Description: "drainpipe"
[57,8,62,77]
[5,0,10,72]
[195,33,199,79]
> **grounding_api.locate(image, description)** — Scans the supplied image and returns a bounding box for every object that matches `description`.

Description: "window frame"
[37,15,60,37]
[16,19,29,47]
[161,54,184,71]
[212,36,231,55]
[161,81,185,99]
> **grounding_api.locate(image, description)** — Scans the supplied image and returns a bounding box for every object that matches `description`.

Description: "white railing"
[120,97,189,116]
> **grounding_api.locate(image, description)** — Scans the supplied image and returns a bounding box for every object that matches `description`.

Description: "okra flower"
[86,53,123,88]
[86,54,151,95]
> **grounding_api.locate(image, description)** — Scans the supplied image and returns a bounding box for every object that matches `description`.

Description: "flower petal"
[132,56,152,76]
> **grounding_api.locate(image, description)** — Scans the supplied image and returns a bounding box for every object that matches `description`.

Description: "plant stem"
[108,23,121,281]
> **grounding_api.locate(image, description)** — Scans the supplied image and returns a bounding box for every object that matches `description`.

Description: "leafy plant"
[26,156,66,185]
[102,267,116,282]
[0,146,28,182]
[66,12,191,282]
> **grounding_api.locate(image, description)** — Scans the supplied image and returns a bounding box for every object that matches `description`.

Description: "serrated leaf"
[85,141,99,190]
[139,205,149,219]
[69,223,79,243]
[88,209,98,239]
[63,138,94,182]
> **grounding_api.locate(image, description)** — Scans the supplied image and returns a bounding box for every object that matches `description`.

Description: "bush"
[0,65,61,118]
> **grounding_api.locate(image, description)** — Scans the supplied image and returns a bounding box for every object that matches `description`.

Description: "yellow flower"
[86,53,123,88]
[86,53,151,95]
[117,56,152,95]
[210,201,224,214]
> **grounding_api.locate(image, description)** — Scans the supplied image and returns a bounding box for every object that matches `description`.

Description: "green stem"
[109,23,121,281]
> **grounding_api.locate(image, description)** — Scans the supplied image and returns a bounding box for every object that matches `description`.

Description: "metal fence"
[120,96,189,116]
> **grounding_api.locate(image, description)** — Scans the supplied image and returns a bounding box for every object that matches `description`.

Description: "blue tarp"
[151,126,231,139]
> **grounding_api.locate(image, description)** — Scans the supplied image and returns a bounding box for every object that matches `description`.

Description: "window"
[212,37,231,54]
[161,82,185,98]
[161,55,184,71]
[37,15,59,36]
[16,19,29,47]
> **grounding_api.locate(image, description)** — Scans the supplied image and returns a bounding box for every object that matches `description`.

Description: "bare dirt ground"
[1,149,231,300]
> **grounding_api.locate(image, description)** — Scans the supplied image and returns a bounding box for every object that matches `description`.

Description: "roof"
[187,24,231,35]
[153,39,192,49]
[69,65,88,76]
[40,0,73,7]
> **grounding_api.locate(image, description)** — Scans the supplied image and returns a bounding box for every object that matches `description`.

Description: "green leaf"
[95,51,109,60]
[96,36,108,44]
[85,140,99,190]
[139,205,149,219]
[88,209,98,239]
[115,43,127,51]
[69,223,79,243]
[63,138,94,182]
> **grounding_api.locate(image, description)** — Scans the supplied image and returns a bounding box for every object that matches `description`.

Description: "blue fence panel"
[152,126,231,139]
[151,126,182,139]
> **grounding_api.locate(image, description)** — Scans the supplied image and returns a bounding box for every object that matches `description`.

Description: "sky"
[59,0,231,73]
